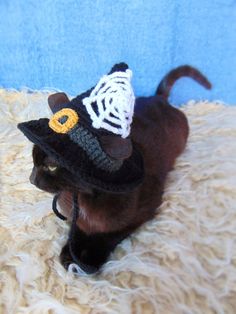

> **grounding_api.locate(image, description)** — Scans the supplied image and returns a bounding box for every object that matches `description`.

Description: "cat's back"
[132,95,189,176]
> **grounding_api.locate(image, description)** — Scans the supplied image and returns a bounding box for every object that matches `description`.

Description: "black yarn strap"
[51,192,82,269]
[52,193,67,221]
[70,193,79,240]
[72,193,79,223]
[68,193,83,266]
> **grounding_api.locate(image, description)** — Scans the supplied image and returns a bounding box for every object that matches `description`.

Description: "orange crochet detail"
[49,108,79,134]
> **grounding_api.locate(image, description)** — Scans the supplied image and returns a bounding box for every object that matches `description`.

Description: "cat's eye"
[48,165,58,172]
[43,165,58,172]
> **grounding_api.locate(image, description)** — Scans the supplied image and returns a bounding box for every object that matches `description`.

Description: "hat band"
[68,125,123,172]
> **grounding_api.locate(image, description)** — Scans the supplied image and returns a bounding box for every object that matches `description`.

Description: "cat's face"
[30,145,90,194]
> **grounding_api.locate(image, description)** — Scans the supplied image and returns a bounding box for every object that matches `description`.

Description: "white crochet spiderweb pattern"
[82,69,135,138]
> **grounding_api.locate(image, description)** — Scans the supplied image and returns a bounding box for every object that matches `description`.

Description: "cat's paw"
[59,243,74,270]
[59,243,101,274]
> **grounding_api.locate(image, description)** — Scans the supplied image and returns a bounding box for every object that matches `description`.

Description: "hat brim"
[18,119,144,193]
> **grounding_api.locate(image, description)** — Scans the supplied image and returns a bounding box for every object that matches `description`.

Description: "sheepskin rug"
[0,89,236,314]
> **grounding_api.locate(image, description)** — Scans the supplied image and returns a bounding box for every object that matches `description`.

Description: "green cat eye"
[43,165,58,172]
[48,165,58,172]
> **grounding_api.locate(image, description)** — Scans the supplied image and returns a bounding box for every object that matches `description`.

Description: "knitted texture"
[68,125,123,172]
[49,106,123,171]
[18,118,144,193]
[49,108,79,134]
[82,69,135,138]
[17,63,144,192]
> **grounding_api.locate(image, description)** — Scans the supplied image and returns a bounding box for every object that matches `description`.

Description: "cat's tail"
[156,65,212,99]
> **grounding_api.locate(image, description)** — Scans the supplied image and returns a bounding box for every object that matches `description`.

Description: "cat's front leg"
[60,225,130,274]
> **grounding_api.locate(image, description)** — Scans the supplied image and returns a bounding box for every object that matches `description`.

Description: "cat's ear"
[48,92,70,113]
[100,135,132,160]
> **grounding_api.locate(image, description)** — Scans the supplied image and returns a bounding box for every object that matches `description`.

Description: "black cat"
[28,65,211,274]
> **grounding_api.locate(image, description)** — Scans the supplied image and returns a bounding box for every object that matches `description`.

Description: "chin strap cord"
[52,192,80,223]
[52,193,67,221]
[72,192,79,225]
[68,192,83,267]
[52,192,82,269]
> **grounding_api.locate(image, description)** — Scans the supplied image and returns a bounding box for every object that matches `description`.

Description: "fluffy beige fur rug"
[0,89,236,314]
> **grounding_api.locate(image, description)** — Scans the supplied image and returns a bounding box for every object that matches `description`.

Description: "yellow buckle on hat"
[49,108,79,134]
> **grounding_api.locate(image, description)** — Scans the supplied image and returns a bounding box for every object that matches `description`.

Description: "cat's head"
[30,144,92,194]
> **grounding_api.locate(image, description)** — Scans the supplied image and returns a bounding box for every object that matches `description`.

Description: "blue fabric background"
[0,1,235,105]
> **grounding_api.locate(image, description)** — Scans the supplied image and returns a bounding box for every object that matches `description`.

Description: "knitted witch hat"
[17,63,144,193]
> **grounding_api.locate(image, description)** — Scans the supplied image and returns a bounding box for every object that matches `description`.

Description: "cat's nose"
[29,168,37,185]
